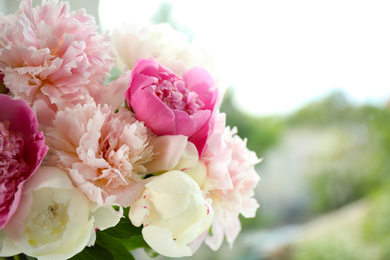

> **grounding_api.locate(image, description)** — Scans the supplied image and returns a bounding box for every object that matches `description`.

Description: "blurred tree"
[220,87,285,158]
[286,90,390,214]
[362,185,390,260]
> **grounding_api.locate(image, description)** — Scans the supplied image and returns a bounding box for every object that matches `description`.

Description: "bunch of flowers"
[0,1,261,259]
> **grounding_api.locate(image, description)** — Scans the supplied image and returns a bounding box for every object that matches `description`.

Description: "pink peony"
[126,58,218,156]
[0,94,47,229]
[200,115,261,250]
[0,0,114,125]
[45,102,154,207]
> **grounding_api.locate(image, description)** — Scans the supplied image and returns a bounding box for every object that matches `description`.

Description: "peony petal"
[91,70,130,109]
[89,203,122,231]
[144,170,195,195]
[144,135,189,174]
[0,232,22,257]
[127,71,158,98]
[22,131,48,175]
[177,200,214,244]
[183,67,218,110]
[150,193,191,220]
[132,58,161,77]
[22,166,73,193]
[130,85,176,135]
[0,95,37,135]
[188,110,213,157]
[224,217,241,247]
[174,141,199,171]
[111,181,145,207]
[142,225,192,257]
[129,196,150,227]
[31,98,57,130]
[183,161,207,189]
[241,198,260,218]
[205,219,225,251]
[172,109,197,136]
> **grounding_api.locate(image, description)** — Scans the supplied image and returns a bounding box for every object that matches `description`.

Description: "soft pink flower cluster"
[0,1,261,259]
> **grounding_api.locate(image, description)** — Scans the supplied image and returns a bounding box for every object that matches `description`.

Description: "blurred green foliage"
[220,88,285,158]
[221,89,390,216]
[288,91,390,213]
[220,89,390,260]
[292,184,390,260]
[292,235,374,260]
[362,184,390,260]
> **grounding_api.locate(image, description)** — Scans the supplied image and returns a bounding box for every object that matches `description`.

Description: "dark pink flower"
[0,94,47,229]
[126,58,218,156]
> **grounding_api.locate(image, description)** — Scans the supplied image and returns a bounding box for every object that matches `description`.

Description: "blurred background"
[2,1,390,259]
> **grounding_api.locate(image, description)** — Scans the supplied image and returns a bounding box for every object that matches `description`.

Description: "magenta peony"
[126,58,218,156]
[0,0,114,125]
[0,94,47,229]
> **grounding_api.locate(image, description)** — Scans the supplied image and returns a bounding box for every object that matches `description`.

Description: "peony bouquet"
[0,1,261,259]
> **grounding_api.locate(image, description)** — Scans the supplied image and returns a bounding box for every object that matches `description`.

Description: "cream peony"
[129,170,214,257]
[46,102,153,207]
[0,166,120,260]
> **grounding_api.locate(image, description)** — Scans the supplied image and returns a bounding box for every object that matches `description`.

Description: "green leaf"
[101,207,143,240]
[69,231,136,260]
[70,243,114,260]
[119,235,145,251]
[96,232,135,260]
[102,221,142,239]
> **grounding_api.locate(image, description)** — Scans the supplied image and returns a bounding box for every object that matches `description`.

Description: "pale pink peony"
[0,0,115,125]
[201,113,233,192]
[0,94,47,229]
[201,116,261,250]
[45,102,153,207]
[126,58,218,156]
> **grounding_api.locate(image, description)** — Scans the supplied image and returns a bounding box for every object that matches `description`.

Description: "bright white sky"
[100,0,390,116]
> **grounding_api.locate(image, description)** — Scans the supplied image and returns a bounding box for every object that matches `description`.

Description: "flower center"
[0,121,25,162]
[153,72,204,115]
[0,121,29,203]
[25,189,70,246]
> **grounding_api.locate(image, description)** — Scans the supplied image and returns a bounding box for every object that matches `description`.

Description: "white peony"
[129,170,214,257]
[112,23,217,78]
[0,166,120,260]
